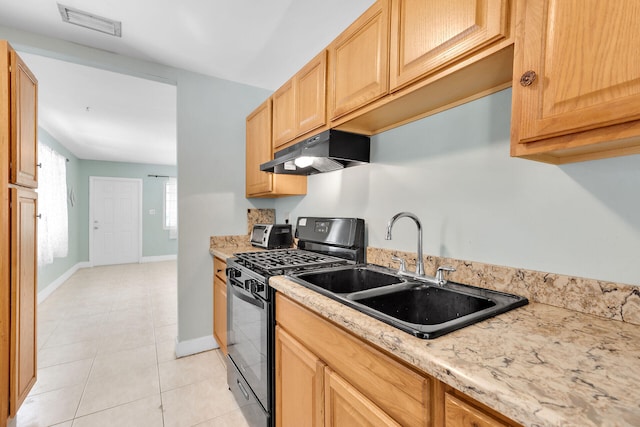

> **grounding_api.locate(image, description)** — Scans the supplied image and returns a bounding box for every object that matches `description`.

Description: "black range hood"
[260,129,370,175]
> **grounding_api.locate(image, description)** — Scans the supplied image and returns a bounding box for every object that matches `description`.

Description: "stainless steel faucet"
[385,212,425,276]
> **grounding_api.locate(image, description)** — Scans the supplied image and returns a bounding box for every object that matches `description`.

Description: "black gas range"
[225,217,365,427]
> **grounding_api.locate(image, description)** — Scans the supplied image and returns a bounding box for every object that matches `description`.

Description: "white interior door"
[90,177,142,266]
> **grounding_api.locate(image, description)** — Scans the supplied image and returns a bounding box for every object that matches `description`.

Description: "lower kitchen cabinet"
[275,326,325,427]
[213,256,227,355]
[443,387,521,427]
[276,293,432,426]
[9,188,37,416]
[275,293,522,427]
[324,367,400,427]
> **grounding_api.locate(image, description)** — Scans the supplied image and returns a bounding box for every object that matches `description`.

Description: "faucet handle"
[391,256,407,273]
[435,266,456,285]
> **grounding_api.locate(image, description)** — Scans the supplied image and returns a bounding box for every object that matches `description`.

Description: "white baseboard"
[175,335,219,358]
[38,262,91,304]
[140,254,177,263]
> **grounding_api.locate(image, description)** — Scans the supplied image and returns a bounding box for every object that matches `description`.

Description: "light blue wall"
[275,88,640,286]
[37,128,82,292]
[36,129,178,292]
[175,70,273,342]
[1,25,275,347]
[77,160,178,258]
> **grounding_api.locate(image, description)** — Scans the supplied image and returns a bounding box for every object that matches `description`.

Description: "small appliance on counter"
[250,224,293,249]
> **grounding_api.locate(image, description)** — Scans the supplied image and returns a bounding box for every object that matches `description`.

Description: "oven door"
[227,275,271,420]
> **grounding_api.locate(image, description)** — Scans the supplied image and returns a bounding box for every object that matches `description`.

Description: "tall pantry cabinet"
[0,40,38,425]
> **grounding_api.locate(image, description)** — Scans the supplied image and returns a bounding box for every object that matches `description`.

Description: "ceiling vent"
[57,4,122,37]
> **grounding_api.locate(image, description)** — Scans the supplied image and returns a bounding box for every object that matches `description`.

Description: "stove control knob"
[228,268,241,278]
[250,281,265,294]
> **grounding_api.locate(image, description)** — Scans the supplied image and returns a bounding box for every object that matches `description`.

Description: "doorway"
[89,176,142,266]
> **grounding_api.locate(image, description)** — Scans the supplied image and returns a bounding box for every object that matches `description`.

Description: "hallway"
[15,261,248,427]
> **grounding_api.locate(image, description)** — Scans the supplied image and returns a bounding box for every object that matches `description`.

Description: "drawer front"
[214,256,227,282]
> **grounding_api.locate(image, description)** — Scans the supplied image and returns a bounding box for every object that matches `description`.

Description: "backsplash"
[210,208,275,248]
[367,248,640,326]
[246,208,275,234]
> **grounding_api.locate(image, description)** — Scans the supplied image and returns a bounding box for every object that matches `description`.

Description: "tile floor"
[13,261,250,427]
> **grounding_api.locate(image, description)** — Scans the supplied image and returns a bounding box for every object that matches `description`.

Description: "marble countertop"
[210,245,260,260]
[270,276,640,427]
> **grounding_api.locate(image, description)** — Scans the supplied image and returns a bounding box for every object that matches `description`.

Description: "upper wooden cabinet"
[245,99,306,198]
[296,51,327,138]
[273,50,327,149]
[328,0,390,120]
[331,0,514,136]
[246,99,274,197]
[272,79,296,148]
[389,0,511,91]
[511,0,640,163]
[9,47,38,189]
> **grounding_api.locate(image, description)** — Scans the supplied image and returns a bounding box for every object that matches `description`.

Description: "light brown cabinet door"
[246,99,274,197]
[275,326,325,427]
[329,0,390,120]
[9,188,37,416]
[512,0,640,154]
[10,49,38,189]
[272,79,297,149]
[324,367,401,427]
[272,51,327,150]
[246,99,307,198]
[213,256,227,356]
[296,50,327,137]
[389,0,510,91]
[444,392,510,427]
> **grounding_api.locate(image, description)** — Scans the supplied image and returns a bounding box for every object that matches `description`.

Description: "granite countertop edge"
[269,276,640,427]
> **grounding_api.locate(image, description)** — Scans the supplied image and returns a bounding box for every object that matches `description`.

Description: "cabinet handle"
[519,70,537,87]
[36,214,42,219]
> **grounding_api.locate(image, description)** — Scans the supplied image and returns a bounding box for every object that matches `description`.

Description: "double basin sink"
[288,264,528,339]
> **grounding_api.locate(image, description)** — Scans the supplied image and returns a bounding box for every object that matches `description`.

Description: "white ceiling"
[22,52,178,165]
[0,0,375,165]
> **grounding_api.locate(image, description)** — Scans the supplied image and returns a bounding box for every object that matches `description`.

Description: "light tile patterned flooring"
[15,261,249,427]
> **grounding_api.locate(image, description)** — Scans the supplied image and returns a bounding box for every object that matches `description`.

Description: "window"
[164,178,177,235]
[37,142,69,266]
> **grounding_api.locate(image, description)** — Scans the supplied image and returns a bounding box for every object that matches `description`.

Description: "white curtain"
[165,177,178,240]
[37,142,69,266]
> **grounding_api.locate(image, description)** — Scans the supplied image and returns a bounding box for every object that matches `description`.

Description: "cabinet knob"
[519,70,537,87]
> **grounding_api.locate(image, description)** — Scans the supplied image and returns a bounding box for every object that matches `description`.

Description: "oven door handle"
[229,283,265,309]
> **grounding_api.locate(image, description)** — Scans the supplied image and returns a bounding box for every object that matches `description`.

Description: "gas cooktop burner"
[234,249,349,272]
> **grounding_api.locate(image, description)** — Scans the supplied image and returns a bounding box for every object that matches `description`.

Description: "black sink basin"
[287,264,528,339]
[349,285,495,325]
[292,265,403,294]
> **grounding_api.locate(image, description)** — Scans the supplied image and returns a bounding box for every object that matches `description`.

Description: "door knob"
[519,70,537,87]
